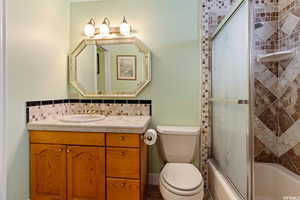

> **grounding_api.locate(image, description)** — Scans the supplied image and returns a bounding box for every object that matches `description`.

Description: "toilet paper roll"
[144,129,157,146]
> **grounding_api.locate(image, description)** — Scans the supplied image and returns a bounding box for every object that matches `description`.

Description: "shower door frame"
[210,0,254,199]
[0,0,6,199]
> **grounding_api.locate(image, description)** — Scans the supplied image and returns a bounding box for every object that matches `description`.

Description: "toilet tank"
[157,126,200,163]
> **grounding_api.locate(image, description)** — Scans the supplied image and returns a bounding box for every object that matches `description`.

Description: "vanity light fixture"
[100,17,110,37]
[120,16,131,36]
[84,18,96,37]
[83,17,132,37]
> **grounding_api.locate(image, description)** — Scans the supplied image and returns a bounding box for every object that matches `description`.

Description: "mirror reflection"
[70,37,151,97]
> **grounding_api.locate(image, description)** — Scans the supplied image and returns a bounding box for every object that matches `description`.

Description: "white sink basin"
[60,114,105,123]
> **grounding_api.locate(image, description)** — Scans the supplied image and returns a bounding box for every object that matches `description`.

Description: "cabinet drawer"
[107,178,140,200]
[106,133,140,148]
[30,131,105,146]
[106,148,140,178]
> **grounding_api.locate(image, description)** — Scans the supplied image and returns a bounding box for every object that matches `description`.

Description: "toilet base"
[159,184,204,200]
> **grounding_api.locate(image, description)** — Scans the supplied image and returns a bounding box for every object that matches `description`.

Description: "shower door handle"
[209,98,248,104]
[237,100,248,104]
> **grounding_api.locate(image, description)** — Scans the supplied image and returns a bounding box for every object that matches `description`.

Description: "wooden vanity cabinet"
[30,131,106,200]
[29,131,148,200]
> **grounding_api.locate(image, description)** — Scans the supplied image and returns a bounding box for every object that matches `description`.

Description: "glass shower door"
[211,0,251,199]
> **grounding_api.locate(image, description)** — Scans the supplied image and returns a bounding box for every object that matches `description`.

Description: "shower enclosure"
[210,0,300,199]
[210,0,253,199]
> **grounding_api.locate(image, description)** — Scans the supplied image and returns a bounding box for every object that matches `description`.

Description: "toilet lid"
[162,163,203,191]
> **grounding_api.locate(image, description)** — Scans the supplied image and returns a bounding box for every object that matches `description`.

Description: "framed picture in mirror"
[117,55,137,80]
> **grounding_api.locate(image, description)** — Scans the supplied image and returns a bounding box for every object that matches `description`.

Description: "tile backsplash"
[26,99,152,123]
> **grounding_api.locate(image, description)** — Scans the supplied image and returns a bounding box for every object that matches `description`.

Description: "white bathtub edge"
[255,162,300,182]
[208,159,243,200]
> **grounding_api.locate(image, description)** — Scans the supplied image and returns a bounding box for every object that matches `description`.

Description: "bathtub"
[208,160,243,200]
[255,162,300,200]
[208,160,300,200]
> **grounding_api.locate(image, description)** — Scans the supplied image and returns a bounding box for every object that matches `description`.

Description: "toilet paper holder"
[142,129,158,146]
[146,135,153,141]
[141,134,154,141]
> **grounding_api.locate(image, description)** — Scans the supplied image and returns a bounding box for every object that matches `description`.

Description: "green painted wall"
[5,1,200,200]
[6,0,69,199]
[70,0,201,173]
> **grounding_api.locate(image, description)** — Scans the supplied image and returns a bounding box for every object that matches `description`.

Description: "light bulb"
[84,23,95,37]
[100,23,110,37]
[120,17,130,36]
[120,23,130,36]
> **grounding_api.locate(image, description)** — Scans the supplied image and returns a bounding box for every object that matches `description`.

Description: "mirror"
[69,37,151,97]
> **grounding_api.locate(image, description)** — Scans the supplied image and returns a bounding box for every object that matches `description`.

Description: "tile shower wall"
[200,0,300,188]
[253,0,280,165]
[26,99,151,123]
[254,0,300,175]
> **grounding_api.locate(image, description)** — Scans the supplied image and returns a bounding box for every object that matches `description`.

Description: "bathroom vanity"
[28,115,151,200]
[27,30,153,200]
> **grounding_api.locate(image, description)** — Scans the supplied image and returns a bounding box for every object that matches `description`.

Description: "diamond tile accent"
[254,63,278,97]
[258,102,278,134]
[277,100,295,136]
[254,0,300,174]
[254,116,279,156]
[279,151,300,175]
[280,82,300,121]
[255,22,277,41]
[255,79,277,116]
[281,14,300,35]
[263,62,280,77]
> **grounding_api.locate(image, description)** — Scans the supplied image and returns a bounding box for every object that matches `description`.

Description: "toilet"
[157,126,204,200]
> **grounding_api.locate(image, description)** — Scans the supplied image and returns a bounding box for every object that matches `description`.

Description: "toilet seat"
[160,163,203,196]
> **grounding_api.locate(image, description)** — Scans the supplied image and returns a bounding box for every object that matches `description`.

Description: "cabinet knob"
[120,183,126,188]
[120,152,126,156]
[57,148,63,152]
[119,136,125,141]
[67,149,71,153]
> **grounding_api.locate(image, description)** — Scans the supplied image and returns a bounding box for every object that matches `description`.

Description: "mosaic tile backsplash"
[26,99,152,123]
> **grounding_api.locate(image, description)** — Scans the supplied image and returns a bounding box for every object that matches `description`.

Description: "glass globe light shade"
[84,23,95,37]
[120,22,130,36]
[100,23,110,37]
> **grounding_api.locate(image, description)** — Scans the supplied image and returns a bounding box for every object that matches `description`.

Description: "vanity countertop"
[27,115,151,133]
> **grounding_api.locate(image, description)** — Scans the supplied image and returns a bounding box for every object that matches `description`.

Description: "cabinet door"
[67,146,105,200]
[30,144,67,200]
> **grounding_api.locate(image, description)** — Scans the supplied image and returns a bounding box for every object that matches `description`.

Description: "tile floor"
[146,185,212,200]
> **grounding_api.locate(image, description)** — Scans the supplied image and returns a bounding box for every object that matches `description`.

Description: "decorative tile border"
[26,99,152,123]
[200,0,238,189]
